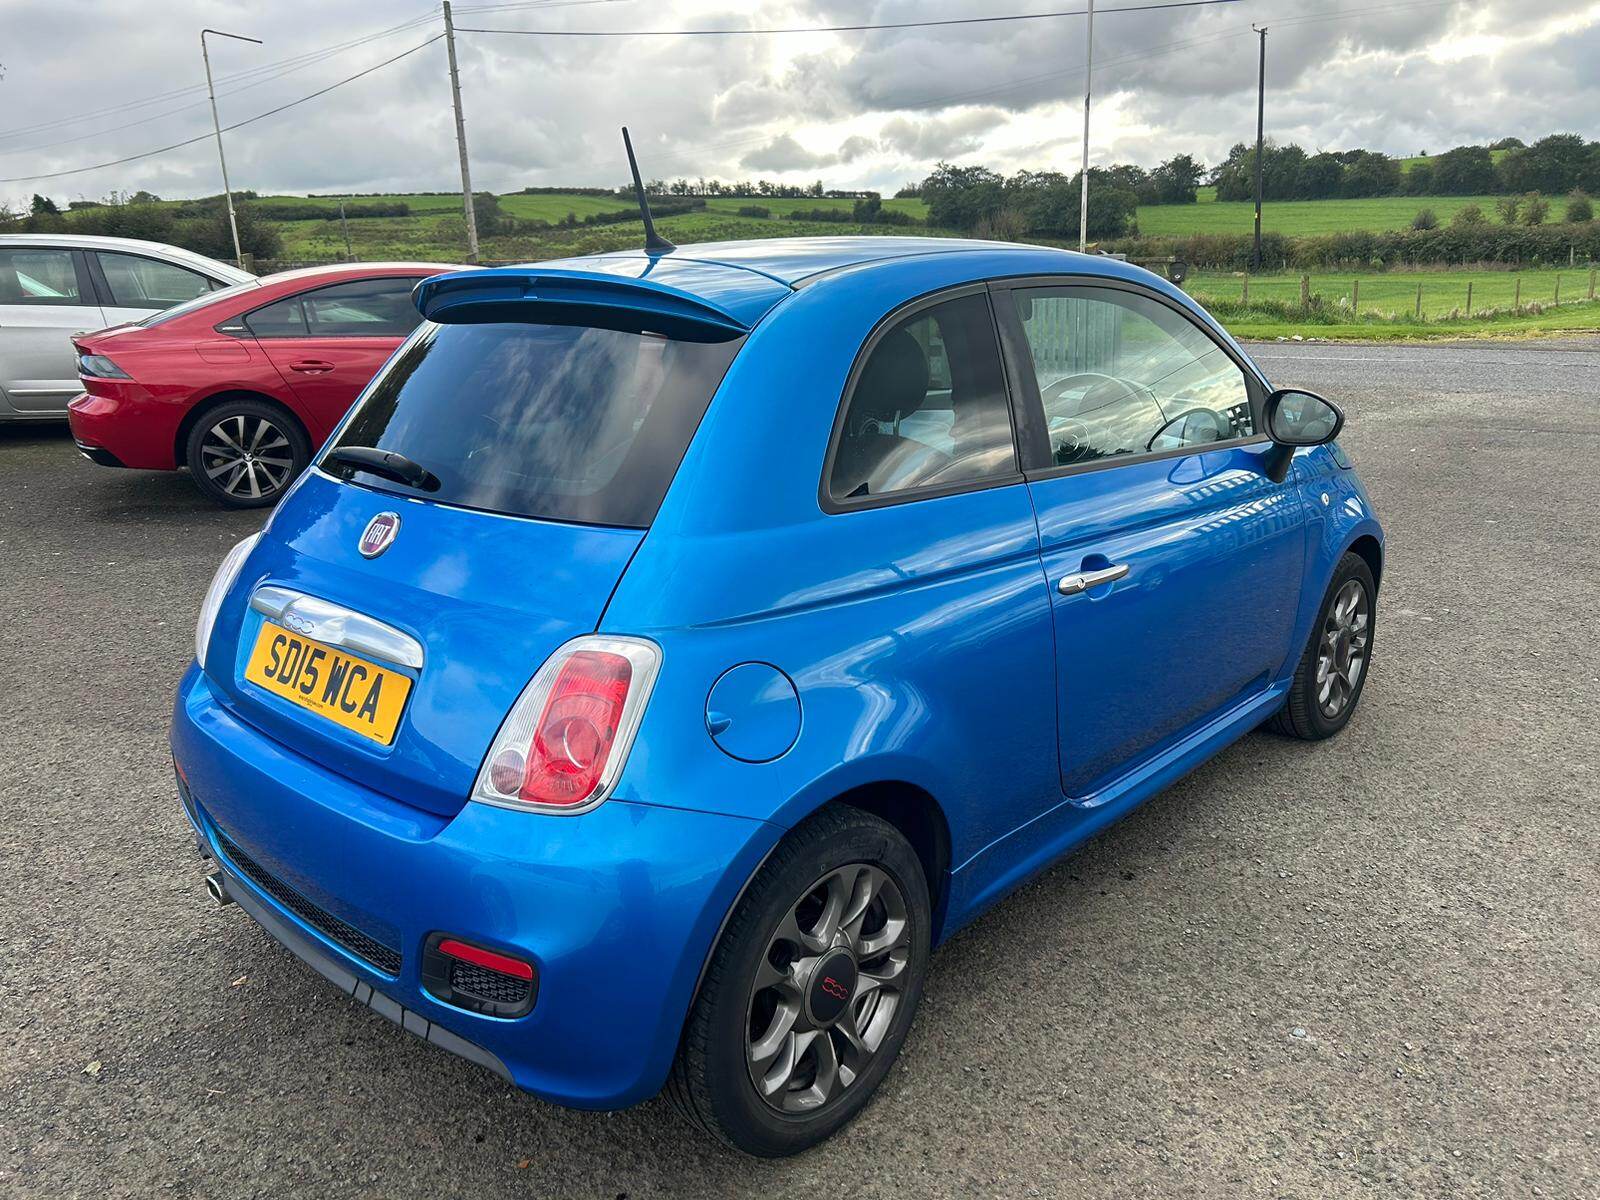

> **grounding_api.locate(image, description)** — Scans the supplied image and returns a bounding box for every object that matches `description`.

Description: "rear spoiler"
[413,267,753,340]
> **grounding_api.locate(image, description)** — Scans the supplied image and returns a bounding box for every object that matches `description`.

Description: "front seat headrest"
[851,328,930,430]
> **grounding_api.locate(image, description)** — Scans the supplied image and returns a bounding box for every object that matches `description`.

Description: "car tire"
[1270,550,1376,740]
[667,805,932,1157]
[185,399,310,509]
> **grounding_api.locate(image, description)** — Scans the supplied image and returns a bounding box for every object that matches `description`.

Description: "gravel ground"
[2,338,1597,1199]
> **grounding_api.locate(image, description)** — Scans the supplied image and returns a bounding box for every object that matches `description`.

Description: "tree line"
[912,155,1205,242]
[1213,134,1600,202]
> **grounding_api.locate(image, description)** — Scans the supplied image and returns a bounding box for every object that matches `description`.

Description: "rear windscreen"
[322,321,744,527]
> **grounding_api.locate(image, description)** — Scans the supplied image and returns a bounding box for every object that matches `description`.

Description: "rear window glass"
[322,321,743,527]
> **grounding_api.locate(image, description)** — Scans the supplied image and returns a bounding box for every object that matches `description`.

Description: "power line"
[0,20,445,160]
[0,8,442,145]
[0,36,443,184]
[456,0,1244,38]
[534,22,1255,180]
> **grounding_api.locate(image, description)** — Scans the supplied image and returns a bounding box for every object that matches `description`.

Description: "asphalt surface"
[3,338,1598,1199]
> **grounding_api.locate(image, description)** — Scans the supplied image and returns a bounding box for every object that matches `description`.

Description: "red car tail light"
[472,636,661,815]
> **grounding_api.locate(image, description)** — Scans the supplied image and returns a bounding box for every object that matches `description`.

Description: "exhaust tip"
[204,871,233,907]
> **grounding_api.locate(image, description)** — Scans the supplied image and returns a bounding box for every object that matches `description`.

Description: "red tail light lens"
[500,651,630,807]
[473,636,662,815]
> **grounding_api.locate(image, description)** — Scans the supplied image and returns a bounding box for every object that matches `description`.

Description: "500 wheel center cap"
[806,948,859,1027]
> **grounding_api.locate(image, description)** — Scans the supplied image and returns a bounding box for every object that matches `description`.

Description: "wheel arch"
[1346,532,1383,590]
[174,389,311,468]
[827,780,953,941]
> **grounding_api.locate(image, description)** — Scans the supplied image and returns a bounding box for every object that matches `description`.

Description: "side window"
[301,278,425,337]
[1012,287,1253,467]
[0,248,83,306]
[243,296,308,339]
[96,252,212,309]
[829,292,1016,503]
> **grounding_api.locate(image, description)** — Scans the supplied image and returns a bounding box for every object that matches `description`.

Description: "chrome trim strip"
[249,585,424,670]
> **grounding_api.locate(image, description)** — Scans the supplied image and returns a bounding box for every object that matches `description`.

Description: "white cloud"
[0,0,1597,211]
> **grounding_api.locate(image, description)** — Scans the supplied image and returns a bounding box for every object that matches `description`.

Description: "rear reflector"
[437,937,534,981]
[422,934,538,1018]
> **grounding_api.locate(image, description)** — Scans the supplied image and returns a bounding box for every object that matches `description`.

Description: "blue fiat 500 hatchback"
[173,236,1382,1156]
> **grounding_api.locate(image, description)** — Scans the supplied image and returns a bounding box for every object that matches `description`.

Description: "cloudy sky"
[2,0,1599,208]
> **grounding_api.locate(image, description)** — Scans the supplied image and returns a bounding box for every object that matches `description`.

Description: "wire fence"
[1189,267,1600,321]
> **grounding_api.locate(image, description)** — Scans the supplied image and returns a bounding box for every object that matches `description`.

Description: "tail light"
[195,533,261,669]
[471,636,661,815]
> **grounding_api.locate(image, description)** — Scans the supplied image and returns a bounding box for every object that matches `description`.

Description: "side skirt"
[939,680,1290,941]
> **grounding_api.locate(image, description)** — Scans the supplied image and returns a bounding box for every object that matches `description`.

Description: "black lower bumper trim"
[75,441,125,468]
[219,864,513,1084]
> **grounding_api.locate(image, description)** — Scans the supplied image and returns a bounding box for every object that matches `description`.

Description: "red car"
[68,262,459,507]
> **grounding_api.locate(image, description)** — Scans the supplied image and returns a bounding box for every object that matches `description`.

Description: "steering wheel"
[1047,415,1095,463]
[1040,372,1127,412]
[1146,406,1228,452]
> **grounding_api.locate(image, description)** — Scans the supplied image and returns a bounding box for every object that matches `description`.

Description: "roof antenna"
[622,126,675,255]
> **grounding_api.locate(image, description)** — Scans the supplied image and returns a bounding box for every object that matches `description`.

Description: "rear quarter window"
[323,321,743,528]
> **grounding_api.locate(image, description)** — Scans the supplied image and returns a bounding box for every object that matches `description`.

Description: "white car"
[0,234,254,421]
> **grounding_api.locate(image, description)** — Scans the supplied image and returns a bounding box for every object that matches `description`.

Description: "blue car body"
[172,237,1382,1110]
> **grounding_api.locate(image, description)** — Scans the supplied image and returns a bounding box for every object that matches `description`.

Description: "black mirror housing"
[1260,389,1346,483]
[1266,388,1345,446]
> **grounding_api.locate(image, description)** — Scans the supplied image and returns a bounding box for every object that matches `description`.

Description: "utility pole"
[201,28,262,268]
[339,200,353,259]
[1078,0,1095,253]
[1252,24,1267,272]
[442,2,480,263]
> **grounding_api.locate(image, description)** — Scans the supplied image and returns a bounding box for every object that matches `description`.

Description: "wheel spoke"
[838,866,880,946]
[750,1003,800,1073]
[212,424,245,455]
[798,1029,840,1109]
[857,915,909,960]
[773,906,827,957]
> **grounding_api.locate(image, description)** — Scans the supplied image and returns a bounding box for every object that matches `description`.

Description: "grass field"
[1189,266,1600,319]
[1398,147,1511,173]
[152,185,1574,250]
[82,185,1594,341]
[1134,192,1536,237]
[1189,266,1600,340]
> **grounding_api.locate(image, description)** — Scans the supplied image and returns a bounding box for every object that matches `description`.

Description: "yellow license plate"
[244,623,412,745]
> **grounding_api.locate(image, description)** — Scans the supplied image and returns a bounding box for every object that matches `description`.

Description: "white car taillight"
[195,533,260,670]
[471,636,661,815]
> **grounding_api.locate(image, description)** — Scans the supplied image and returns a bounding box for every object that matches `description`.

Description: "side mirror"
[1260,388,1345,482]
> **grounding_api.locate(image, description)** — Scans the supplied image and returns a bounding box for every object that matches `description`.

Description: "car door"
[91,249,221,326]
[994,279,1305,800]
[245,277,426,444]
[0,247,106,415]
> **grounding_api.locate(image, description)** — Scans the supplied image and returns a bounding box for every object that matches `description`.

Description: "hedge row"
[1104,221,1600,270]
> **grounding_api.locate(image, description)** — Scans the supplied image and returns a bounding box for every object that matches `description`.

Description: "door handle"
[290,359,334,374]
[1057,563,1129,595]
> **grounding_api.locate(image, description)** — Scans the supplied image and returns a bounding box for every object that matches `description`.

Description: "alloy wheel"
[746,863,910,1114]
[1316,578,1370,718]
[198,414,295,501]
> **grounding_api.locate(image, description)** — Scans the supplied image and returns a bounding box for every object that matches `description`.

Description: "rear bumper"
[171,664,780,1109]
[67,388,181,470]
[74,438,126,468]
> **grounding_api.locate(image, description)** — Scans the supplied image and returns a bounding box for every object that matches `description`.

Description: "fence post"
[1590,268,1597,300]
[1300,274,1310,306]
[1466,281,1473,316]
[1242,276,1249,304]
[1555,274,1561,305]
[1514,276,1521,313]
[1352,279,1359,316]
[1415,282,1423,319]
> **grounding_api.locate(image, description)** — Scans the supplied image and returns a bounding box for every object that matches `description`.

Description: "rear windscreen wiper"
[325,446,441,492]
